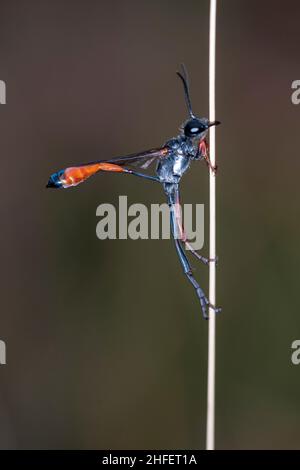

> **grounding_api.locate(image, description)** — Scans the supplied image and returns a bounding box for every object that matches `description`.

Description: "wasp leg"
[199,139,218,175]
[185,242,218,266]
[123,169,160,182]
[170,207,220,319]
[173,192,218,267]
[204,157,218,175]
[100,164,160,182]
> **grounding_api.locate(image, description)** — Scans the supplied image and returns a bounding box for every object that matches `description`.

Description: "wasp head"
[176,65,220,140]
[183,117,220,140]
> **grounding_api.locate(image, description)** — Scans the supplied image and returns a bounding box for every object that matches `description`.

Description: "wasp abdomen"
[47,163,125,189]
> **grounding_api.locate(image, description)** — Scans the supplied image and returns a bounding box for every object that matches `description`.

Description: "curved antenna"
[176,64,195,118]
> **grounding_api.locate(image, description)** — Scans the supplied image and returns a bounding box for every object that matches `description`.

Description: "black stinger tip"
[46,177,59,188]
[46,171,63,189]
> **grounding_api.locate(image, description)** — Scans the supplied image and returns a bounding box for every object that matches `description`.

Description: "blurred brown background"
[0,0,300,449]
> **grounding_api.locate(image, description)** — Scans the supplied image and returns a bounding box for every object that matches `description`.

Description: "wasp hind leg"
[124,169,160,182]
[184,241,218,266]
[172,187,218,267]
[170,208,220,319]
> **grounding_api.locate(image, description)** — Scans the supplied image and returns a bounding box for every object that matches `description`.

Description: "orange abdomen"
[62,163,125,187]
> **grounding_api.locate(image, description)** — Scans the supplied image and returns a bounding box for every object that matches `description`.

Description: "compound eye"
[190,126,200,134]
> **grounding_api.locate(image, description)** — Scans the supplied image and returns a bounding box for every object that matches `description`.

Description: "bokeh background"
[0,0,300,449]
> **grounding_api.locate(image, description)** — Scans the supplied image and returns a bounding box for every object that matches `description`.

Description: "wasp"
[47,65,221,318]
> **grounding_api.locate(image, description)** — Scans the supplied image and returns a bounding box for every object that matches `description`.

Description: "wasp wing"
[92,147,168,168]
[47,147,169,188]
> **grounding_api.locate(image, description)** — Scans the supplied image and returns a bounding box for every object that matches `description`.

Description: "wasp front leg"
[199,139,218,175]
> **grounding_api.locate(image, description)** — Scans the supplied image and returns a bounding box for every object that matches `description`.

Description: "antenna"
[176,64,194,118]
